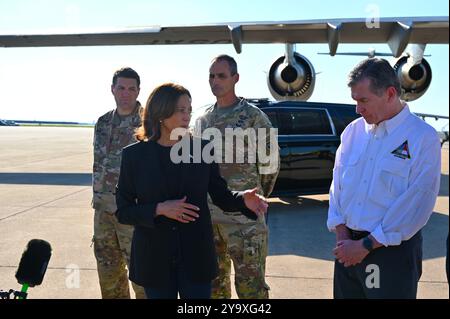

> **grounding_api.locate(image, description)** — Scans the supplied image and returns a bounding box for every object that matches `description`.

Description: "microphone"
[14,239,52,299]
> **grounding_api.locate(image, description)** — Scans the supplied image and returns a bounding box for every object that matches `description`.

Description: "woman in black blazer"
[115,83,268,299]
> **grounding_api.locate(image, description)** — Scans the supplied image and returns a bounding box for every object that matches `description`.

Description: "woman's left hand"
[243,188,268,218]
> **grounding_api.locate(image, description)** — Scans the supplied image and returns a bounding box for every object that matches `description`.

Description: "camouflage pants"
[211,222,270,299]
[93,210,146,299]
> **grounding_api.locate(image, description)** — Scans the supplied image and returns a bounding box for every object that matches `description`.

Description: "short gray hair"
[211,54,238,75]
[347,58,401,96]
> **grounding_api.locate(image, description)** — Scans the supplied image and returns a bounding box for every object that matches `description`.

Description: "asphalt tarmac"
[0,126,448,299]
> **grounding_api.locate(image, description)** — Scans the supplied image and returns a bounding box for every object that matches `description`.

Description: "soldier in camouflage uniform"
[195,55,280,299]
[92,67,146,299]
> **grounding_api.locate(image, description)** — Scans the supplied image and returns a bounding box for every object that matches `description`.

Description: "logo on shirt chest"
[391,140,411,159]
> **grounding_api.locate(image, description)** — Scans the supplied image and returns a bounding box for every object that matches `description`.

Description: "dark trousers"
[334,231,422,299]
[144,263,212,299]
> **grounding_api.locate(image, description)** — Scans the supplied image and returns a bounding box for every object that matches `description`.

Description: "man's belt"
[346,227,370,240]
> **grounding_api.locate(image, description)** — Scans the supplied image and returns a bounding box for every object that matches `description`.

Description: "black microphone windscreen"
[15,239,52,287]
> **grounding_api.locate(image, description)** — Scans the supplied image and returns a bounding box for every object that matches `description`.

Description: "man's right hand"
[155,196,200,223]
[335,224,351,242]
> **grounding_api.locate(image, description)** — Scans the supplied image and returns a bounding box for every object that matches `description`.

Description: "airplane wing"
[414,113,449,120]
[318,52,394,56]
[0,16,448,55]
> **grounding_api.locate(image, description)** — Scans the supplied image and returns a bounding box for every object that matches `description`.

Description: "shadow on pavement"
[0,173,91,186]
[268,196,335,261]
[439,174,448,196]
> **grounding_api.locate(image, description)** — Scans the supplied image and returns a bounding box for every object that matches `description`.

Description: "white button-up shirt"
[327,105,441,246]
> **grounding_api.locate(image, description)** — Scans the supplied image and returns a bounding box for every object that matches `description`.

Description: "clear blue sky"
[0,0,448,130]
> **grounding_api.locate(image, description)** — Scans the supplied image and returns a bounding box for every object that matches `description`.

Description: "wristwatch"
[362,236,374,252]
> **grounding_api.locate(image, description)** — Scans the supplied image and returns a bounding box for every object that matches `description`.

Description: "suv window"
[278,109,333,135]
[335,106,359,127]
[263,111,278,128]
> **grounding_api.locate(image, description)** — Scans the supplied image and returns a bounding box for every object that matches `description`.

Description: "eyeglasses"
[176,108,192,115]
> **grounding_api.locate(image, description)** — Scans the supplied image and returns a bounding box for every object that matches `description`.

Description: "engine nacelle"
[393,56,432,102]
[267,52,316,101]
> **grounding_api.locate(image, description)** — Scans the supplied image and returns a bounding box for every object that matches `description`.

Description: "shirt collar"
[384,103,410,135]
[213,97,244,111]
[113,101,141,122]
[364,103,411,136]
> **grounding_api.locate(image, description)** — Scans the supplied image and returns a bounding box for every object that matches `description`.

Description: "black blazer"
[115,138,256,288]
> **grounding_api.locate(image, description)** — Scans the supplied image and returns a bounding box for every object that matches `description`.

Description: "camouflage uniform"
[195,98,280,299]
[92,104,146,299]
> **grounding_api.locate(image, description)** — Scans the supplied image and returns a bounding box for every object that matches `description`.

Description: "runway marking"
[0,188,89,222]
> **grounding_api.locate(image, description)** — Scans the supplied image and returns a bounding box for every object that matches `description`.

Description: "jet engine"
[393,56,432,102]
[267,45,316,101]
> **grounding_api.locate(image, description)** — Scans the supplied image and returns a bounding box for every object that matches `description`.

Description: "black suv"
[251,99,360,197]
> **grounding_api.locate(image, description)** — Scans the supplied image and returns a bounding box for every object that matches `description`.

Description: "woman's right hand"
[155,196,200,223]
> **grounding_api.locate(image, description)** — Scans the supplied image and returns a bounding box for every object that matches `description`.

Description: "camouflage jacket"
[195,98,280,225]
[92,103,143,213]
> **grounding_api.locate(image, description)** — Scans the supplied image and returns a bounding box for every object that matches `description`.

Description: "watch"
[362,236,374,252]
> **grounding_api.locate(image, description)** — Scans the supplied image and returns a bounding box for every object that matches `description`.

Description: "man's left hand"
[333,239,369,267]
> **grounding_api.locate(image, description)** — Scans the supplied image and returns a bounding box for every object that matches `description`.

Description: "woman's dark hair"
[136,83,191,141]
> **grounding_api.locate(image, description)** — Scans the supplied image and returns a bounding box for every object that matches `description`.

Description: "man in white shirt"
[327,58,441,298]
